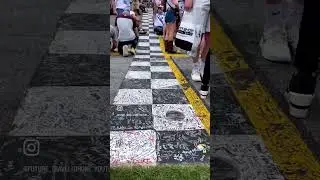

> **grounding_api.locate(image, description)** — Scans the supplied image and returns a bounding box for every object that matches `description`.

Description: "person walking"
[286,0,320,118]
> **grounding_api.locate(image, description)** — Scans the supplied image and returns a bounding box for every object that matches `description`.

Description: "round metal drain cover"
[165,111,185,121]
[211,157,240,180]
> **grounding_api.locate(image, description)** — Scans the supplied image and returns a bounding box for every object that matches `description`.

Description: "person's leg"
[260,0,291,62]
[200,49,210,99]
[118,41,124,55]
[287,0,320,118]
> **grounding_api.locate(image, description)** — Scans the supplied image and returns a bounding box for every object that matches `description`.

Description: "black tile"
[120,79,151,89]
[153,89,188,104]
[57,13,108,31]
[110,105,153,130]
[157,130,210,163]
[128,66,150,71]
[151,72,176,79]
[31,54,109,86]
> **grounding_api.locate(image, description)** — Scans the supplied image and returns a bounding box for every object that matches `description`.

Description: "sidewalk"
[110,10,210,166]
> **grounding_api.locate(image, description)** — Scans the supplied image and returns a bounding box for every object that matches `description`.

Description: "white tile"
[131,61,150,67]
[113,89,153,105]
[139,36,149,40]
[149,39,160,44]
[150,52,164,56]
[150,58,166,62]
[152,104,203,131]
[136,49,150,54]
[125,71,151,79]
[151,79,180,89]
[134,55,150,59]
[110,130,157,166]
[66,1,107,14]
[49,31,107,55]
[150,46,162,51]
[150,66,172,72]
[138,42,150,47]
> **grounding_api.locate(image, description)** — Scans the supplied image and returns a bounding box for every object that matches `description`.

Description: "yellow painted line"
[159,36,210,134]
[211,16,320,179]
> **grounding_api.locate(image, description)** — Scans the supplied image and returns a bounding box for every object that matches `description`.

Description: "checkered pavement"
[8,0,109,136]
[110,11,210,166]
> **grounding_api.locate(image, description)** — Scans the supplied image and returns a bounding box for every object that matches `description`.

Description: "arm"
[184,0,193,11]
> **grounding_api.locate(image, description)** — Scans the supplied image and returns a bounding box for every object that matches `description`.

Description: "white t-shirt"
[154,13,165,27]
[116,14,137,42]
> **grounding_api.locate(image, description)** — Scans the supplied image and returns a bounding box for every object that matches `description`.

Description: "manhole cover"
[211,157,240,180]
[165,111,185,121]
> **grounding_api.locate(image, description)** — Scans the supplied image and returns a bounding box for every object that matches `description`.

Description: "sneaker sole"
[200,90,208,99]
[285,91,314,119]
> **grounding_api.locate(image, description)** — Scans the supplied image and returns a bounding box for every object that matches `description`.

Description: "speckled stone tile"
[125,71,151,79]
[212,86,243,112]
[150,46,162,51]
[113,89,153,105]
[151,79,180,89]
[110,130,157,166]
[128,66,150,71]
[150,52,164,57]
[212,73,228,87]
[150,66,172,72]
[152,104,203,131]
[65,0,108,14]
[31,54,108,86]
[150,43,160,47]
[110,105,153,130]
[136,49,150,54]
[150,57,166,62]
[9,86,109,136]
[131,61,151,67]
[211,135,284,180]
[139,36,149,40]
[149,39,160,44]
[213,112,256,135]
[49,30,108,55]
[120,79,151,89]
[57,13,107,31]
[132,57,150,61]
[157,130,209,163]
[151,72,176,79]
[134,55,150,59]
[134,46,149,50]
[137,42,150,47]
[152,89,188,104]
[151,62,169,66]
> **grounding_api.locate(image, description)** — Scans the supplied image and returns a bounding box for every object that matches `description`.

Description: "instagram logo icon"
[23,139,40,156]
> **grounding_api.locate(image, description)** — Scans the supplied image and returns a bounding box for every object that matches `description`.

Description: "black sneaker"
[200,84,209,99]
[285,71,317,118]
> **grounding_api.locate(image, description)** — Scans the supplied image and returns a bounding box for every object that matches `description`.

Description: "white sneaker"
[260,26,291,62]
[191,64,201,82]
[122,45,129,57]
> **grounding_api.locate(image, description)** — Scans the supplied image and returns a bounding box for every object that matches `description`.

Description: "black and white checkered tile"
[110,10,210,166]
[8,0,109,136]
